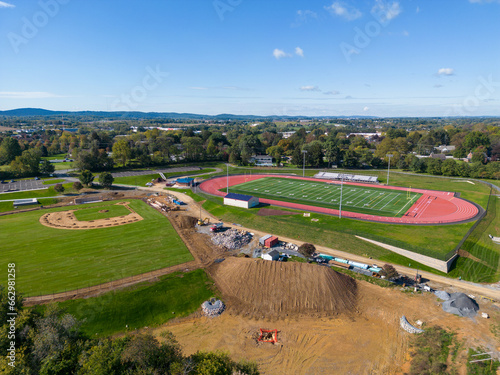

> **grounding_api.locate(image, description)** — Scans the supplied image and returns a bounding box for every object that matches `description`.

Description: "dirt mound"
[177,215,197,228]
[98,210,109,213]
[257,208,300,216]
[210,258,357,317]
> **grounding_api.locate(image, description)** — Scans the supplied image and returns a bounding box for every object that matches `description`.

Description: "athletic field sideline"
[228,177,422,217]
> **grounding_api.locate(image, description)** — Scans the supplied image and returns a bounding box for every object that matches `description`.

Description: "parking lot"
[0,179,44,193]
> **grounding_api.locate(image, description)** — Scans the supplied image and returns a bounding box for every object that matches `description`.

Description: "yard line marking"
[378,193,400,211]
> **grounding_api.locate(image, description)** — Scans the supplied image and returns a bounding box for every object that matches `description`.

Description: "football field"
[228,177,422,217]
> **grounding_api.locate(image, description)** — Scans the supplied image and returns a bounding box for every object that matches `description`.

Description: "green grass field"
[55,269,214,336]
[42,178,65,185]
[0,199,194,296]
[113,168,216,186]
[228,177,421,217]
[73,204,131,221]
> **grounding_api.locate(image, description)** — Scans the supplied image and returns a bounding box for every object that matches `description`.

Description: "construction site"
[11,180,499,374]
[138,190,498,375]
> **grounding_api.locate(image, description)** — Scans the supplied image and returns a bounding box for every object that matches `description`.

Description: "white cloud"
[0,91,61,99]
[371,0,401,23]
[295,47,304,57]
[273,48,290,60]
[0,1,15,8]
[363,106,370,111]
[292,9,318,26]
[437,68,455,76]
[300,85,321,92]
[323,90,340,95]
[325,1,362,20]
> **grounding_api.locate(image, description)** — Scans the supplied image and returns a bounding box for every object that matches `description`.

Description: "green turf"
[0,199,194,296]
[448,193,500,283]
[227,177,421,217]
[73,204,131,221]
[55,269,214,336]
[42,179,65,185]
[113,168,216,186]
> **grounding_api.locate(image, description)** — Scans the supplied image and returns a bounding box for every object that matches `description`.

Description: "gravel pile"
[442,293,479,317]
[434,290,451,300]
[201,299,225,317]
[211,229,253,250]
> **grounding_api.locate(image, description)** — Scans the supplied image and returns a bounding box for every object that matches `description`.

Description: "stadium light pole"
[226,163,229,194]
[386,154,393,186]
[302,150,307,177]
[339,174,344,219]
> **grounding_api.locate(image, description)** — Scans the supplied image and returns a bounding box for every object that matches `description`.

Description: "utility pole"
[302,150,308,177]
[339,174,344,219]
[386,154,393,186]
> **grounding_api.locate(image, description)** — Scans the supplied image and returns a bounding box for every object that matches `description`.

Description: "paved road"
[157,187,500,301]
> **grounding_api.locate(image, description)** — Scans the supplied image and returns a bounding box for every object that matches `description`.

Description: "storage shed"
[223,193,259,209]
[264,236,279,248]
[261,249,280,261]
[13,198,38,207]
[176,177,194,187]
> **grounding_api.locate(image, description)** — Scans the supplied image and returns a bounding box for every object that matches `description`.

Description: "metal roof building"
[224,192,259,209]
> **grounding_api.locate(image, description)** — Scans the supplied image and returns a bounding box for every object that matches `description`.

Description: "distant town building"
[347,132,382,141]
[434,145,456,154]
[280,131,296,139]
[250,155,273,166]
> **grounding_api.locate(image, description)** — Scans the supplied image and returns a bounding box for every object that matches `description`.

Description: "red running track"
[199,175,480,225]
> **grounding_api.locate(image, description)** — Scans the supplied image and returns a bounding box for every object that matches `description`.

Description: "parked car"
[10,179,14,183]
[34,177,40,180]
[145,182,154,187]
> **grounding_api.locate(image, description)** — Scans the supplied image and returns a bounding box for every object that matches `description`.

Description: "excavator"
[197,217,210,226]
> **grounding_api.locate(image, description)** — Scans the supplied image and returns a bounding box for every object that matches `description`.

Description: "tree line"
[0,119,499,180]
[0,286,259,375]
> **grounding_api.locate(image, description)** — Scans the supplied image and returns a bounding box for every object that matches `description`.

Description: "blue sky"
[0,0,499,116]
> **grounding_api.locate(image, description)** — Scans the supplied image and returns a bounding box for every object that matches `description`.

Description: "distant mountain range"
[0,108,377,120]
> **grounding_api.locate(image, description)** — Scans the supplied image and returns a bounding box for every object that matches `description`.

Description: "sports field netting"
[227,177,422,217]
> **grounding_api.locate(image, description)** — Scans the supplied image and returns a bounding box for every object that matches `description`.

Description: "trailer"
[259,234,272,246]
[264,236,279,248]
[347,260,369,270]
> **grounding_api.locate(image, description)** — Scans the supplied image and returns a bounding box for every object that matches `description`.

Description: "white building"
[223,193,259,209]
[261,249,280,261]
[280,131,296,139]
[250,155,273,166]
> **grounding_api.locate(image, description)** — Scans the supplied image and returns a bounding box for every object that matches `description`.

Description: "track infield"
[199,175,480,225]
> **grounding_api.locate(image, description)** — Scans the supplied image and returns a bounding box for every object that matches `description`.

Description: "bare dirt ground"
[155,273,500,375]
[39,201,142,229]
[208,257,357,318]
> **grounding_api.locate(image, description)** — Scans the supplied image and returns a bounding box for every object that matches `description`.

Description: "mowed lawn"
[73,204,131,221]
[228,177,421,217]
[0,199,194,296]
[57,269,214,336]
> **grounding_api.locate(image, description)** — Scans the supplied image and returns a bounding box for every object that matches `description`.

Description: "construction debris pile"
[439,292,479,317]
[280,242,299,251]
[201,299,225,317]
[211,228,253,250]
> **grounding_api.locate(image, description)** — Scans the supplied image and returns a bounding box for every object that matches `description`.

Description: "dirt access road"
[156,187,500,301]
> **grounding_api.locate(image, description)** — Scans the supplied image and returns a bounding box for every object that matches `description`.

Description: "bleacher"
[314,172,378,184]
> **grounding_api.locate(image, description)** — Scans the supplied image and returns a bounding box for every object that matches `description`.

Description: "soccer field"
[229,177,422,217]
